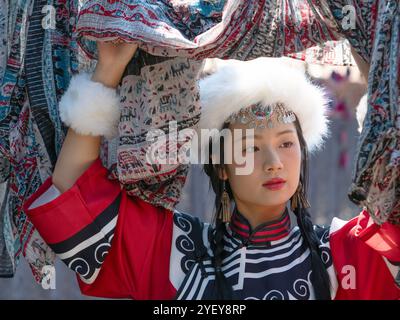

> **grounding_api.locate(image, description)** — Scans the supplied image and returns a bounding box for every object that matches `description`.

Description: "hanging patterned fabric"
[0,0,80,281]
[342,1,399,226]
[76,0,398,224]
[0,0,13,277]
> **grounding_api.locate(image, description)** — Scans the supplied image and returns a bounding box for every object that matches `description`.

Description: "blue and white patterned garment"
[170,208,338,300]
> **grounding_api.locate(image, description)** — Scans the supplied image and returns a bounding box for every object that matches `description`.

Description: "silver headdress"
[224,102,296,129]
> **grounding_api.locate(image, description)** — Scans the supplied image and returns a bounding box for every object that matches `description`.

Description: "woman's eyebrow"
[276,129,295,136]
[234,129,295,142]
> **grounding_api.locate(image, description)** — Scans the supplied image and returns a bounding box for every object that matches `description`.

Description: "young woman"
[23,42,400,300]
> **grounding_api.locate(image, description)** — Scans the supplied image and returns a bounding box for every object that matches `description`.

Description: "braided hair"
[203,131,234,299]
[203,119,331,300]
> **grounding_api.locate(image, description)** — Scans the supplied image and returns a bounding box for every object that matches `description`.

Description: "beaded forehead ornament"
[224,102,296,129]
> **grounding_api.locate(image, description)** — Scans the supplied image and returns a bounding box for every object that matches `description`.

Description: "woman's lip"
[263,182,286,190]
[263,178,286,186]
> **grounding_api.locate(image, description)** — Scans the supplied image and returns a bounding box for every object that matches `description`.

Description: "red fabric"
[24,159,400,300]
[330,210,400,300]
[24,158,177,300]
[78,191,177,300]
[23,159,121,243]
[355,210,400,263]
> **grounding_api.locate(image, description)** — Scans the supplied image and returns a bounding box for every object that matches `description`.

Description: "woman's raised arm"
[52,41,138,193]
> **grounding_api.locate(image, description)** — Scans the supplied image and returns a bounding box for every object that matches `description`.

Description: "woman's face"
[220,114,302,220]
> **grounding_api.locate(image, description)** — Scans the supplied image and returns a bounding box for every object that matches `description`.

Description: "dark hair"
[203,118,331,300]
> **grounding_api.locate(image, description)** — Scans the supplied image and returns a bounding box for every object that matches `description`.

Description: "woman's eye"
[280,141,294,148]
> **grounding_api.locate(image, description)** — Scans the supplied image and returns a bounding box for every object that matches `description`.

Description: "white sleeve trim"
[382,257,400,282]
[29,184,61,209]
[329,217,348,236]
[328,217,348,299]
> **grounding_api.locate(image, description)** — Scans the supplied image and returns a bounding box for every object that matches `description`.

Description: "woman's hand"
[92,40,138,88]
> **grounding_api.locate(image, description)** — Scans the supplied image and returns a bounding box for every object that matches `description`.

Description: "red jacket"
[23,158,400,299]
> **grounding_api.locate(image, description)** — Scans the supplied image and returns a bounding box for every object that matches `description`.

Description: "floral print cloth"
[0,0,80,281]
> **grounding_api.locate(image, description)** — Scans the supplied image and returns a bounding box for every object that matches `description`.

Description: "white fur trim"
[59,73,120,138]
[356,93,368,133]
[197,58,331,155]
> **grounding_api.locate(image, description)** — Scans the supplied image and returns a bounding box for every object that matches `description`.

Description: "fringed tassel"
[221,189,231,223]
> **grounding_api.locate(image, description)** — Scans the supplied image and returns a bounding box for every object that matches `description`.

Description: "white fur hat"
[195,57,331,157]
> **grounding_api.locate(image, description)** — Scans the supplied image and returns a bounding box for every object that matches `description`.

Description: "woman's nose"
[262,149,283,172]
